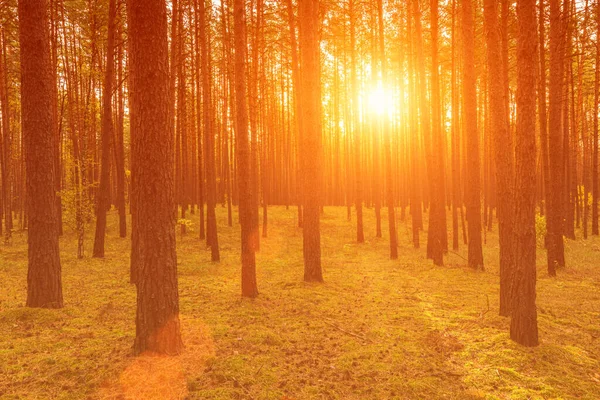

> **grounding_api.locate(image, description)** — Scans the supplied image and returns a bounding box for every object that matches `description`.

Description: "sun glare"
[368,86,394,116]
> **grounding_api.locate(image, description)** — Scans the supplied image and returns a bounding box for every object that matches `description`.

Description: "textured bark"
[484,0,515,315]
[127,0,183,355]
[93,0,117,258]
[462,0,484,270]
[298,0,323,282]
[511,0,539,346]
[234,0,258,298]
[19,0,63,309]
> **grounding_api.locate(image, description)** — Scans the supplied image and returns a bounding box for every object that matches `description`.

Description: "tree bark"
[298,0,323,282]
[234,0,258,297]
[18,0,63,309]
[93,0,117,258]
[511,0,539,346]
[462,0,484,270]
[547,0,566,275]
[127,0,183,355]
[484,0,515,315]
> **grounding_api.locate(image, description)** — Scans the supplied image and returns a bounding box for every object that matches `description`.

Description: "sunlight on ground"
[98,317,215,399]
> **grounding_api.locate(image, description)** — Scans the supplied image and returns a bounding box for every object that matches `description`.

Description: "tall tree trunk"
[298,0,323,282]
[451,0,460,251]
[0,28,11,242]
[378,0,398,259]
[114,13,126,238]
[18,0,63,308]
[285,0,303,228]
[462,0,484,270]
[428,0,446,265]
[349,0,364,243]
[200,0,220,261]
[593,0,599,236]
[128,0,183,355]
[546,0,566,275]
[93,0,117,258]
[484,0,515,315]
[194,0,206,241]
[511,0,539,346]
[539,0,550,224]
[234,0,258,297]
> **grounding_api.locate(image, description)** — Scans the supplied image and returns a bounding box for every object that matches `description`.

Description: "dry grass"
[0,206,599,399]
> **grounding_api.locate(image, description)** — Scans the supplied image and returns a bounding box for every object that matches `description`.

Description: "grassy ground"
[1,206,599,399]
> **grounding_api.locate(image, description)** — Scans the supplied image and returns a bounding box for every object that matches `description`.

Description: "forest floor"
[1,206,599,400]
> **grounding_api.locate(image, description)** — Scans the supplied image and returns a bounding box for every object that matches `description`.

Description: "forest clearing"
[1,208,599,399]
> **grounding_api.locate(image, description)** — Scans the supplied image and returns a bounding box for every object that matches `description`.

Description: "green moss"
[1,207,599,399]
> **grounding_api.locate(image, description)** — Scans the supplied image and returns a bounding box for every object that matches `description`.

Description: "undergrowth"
[0,206,599,399]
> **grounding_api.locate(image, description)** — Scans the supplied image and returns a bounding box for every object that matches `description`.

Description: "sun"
[368,86,394,116]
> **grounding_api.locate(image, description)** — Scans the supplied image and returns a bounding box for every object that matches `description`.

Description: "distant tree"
[0,27,11,243]
[127,0,183,355]
[593,0,600,236]
[378,0,398,259]
[547,0,566,275]
[285,0,303,229]
[200,0,220,262]
[428,0,446,265]
[511,0,538,347]
[18,0,63,308]
[234,0,258,297]
[114,9,127,239]
[298,0,323,282]
[93,0,117,258]
[348,0,364,244]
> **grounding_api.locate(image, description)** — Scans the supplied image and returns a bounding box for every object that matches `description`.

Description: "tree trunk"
[200,0,220,261]
[234,0,258,297]
[484,0,515,315]
[93,0,117,258]
[511,0,539,346]
[547,0,566,275]
[462,0,484,270]
[298,0,323,282]
[128,0,183,355]
[593,0,599,236]
[428,0,446,265]
[18,0,63,309]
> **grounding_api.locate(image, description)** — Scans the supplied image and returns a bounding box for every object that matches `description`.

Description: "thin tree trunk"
[93,0,117,258]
